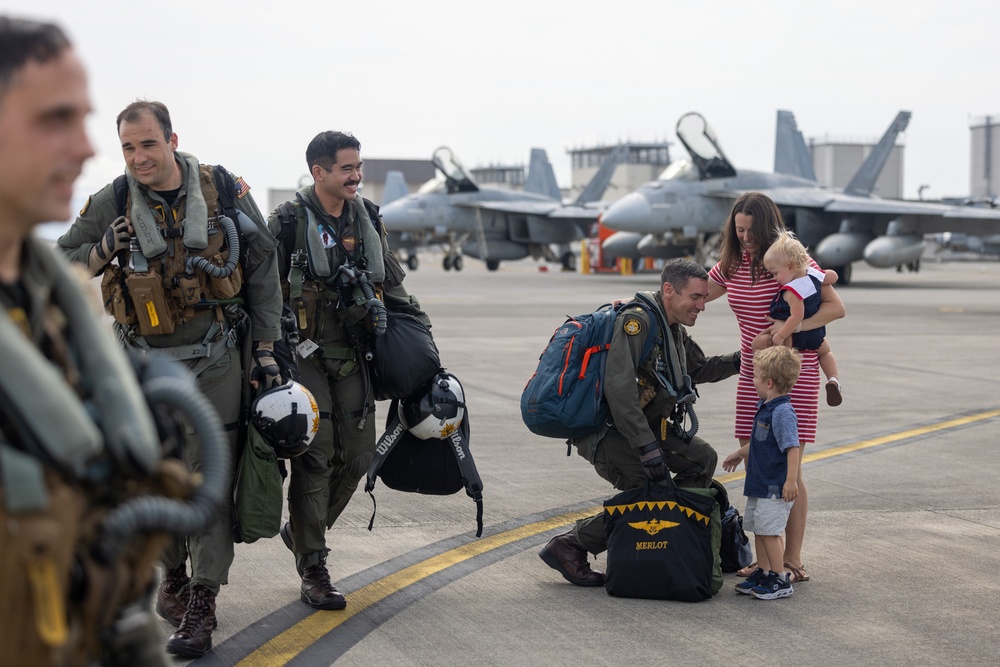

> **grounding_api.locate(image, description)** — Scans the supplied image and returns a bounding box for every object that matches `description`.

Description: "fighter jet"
[600,111,1000,283]
[380,144,626,271]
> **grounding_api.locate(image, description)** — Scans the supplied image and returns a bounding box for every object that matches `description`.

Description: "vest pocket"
[291,282,320,340]
[126,270,175,335]
[207,253,243,300]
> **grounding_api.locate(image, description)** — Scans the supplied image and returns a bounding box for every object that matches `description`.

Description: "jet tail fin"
[382,170,409,205]
[774,110,816,180]
[524,148,562,200]
[573,144,626,206]
[844,111,911,196]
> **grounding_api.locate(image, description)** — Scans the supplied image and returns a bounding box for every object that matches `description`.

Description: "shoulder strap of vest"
[113,174,129,217]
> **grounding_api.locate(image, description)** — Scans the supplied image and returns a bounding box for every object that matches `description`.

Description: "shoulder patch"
[234,176,251,199]
[79,196,91,216]
[624,318,642,336]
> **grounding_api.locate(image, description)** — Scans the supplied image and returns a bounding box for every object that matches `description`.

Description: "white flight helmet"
[251,381,319,458]
[399,372,465,440]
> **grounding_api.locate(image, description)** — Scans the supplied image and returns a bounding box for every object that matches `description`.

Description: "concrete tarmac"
[173,256,1000,667]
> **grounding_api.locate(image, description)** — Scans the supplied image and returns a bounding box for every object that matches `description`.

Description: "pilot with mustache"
[267,131,429,613]
[539,258,740,587]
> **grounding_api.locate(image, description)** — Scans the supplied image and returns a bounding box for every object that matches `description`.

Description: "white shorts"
[744,496,794,536]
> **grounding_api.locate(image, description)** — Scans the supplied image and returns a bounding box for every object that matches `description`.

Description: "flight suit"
[268,186,428,573]
[572,290,740,555]
[57,154,283,592]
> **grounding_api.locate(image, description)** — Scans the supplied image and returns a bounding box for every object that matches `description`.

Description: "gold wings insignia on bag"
[628,519,680,535]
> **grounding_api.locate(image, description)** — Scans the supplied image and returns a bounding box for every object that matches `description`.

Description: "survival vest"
[102,165,246,338]
[520,292,695,442]
[273,196,388,340]
[0,240,214,665]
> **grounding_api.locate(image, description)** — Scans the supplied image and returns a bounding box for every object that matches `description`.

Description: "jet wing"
[704,187,1000,233]
[452,200,562,216]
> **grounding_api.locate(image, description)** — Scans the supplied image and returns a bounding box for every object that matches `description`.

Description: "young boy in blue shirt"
[735,345,801,600]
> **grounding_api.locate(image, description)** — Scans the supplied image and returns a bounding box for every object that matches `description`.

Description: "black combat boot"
[300,556,347,610]
[155,565,189,627]
[165,584,217,658]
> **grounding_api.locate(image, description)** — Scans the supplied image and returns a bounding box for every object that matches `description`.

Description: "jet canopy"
[675,112,737,180]
[657,159,700,182]
[432,146,479,194]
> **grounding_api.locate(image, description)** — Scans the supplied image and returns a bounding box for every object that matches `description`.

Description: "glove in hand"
[97,216,131,261]
[639,442,670,483]
[251,346,283,390]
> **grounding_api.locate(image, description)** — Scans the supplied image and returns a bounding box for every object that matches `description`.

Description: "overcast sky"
[8,0,998,207]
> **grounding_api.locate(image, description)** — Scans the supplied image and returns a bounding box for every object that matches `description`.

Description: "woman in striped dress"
[708,192,845,582]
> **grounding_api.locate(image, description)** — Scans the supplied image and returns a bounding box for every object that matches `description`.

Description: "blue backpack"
[520,298,660,440]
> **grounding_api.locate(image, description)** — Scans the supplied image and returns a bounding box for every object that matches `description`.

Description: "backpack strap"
[275,201,306,296]
[211,166,238,221]
[361,197,385,236]
[113,174,129,217]
[364,393,484,538]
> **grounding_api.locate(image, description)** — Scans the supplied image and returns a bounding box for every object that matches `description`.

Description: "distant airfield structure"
[970,115,999,200]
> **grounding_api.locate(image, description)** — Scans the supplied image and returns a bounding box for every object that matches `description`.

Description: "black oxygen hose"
[185,214,240,277]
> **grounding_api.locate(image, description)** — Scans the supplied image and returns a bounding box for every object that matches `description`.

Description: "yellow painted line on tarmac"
[712,408,1000,485]
[236,507,599,666]
[237,408,1000,666]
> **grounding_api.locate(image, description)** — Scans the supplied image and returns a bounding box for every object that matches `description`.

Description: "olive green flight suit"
[572,291,739,555]
[57,155,283,593]
[268,186,428,573]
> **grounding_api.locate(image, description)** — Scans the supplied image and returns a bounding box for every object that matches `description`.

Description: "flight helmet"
[399,371,465,440]
[251,381,319,458]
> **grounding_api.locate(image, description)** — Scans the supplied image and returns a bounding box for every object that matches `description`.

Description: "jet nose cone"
[601,192,653,231]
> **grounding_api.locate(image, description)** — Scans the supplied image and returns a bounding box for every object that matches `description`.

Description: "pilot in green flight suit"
[56,100,283,658]
[268,131,429,611]
[540,259,740,587]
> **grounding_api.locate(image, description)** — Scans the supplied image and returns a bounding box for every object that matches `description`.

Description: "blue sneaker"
[735,568,766,595]
[751,571,793,600]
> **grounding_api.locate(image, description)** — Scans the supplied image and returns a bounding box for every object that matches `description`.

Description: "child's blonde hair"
[753,346,801,394]
[764,230,810,272]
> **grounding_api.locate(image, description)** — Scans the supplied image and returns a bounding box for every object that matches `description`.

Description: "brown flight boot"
[165,584,217,658]
[299,557,347,610]
[539,531,606,587]
[155,565,189,627]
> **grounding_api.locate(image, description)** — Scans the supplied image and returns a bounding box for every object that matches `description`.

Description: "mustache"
[346,180,360,187]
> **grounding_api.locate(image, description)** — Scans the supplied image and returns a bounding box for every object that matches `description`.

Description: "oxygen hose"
[673,403,699,442]
[95,374,231,563]
[184,214,240,277]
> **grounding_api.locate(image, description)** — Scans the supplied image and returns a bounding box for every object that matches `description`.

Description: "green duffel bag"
[682,484,723,595]
[233,423,283,543]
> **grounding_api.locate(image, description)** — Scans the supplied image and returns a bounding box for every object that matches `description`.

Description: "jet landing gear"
[559,251,576,272]
[443,253,464,271]
[406,253,419,271]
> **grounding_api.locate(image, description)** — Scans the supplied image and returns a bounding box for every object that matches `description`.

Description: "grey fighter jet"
[600,111,1000,283]
[380,144,625,271]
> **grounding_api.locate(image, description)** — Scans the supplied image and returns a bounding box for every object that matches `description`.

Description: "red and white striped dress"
[709,252,820,443]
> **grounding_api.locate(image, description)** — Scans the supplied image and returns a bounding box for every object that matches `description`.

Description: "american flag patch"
[234,176,251,199]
